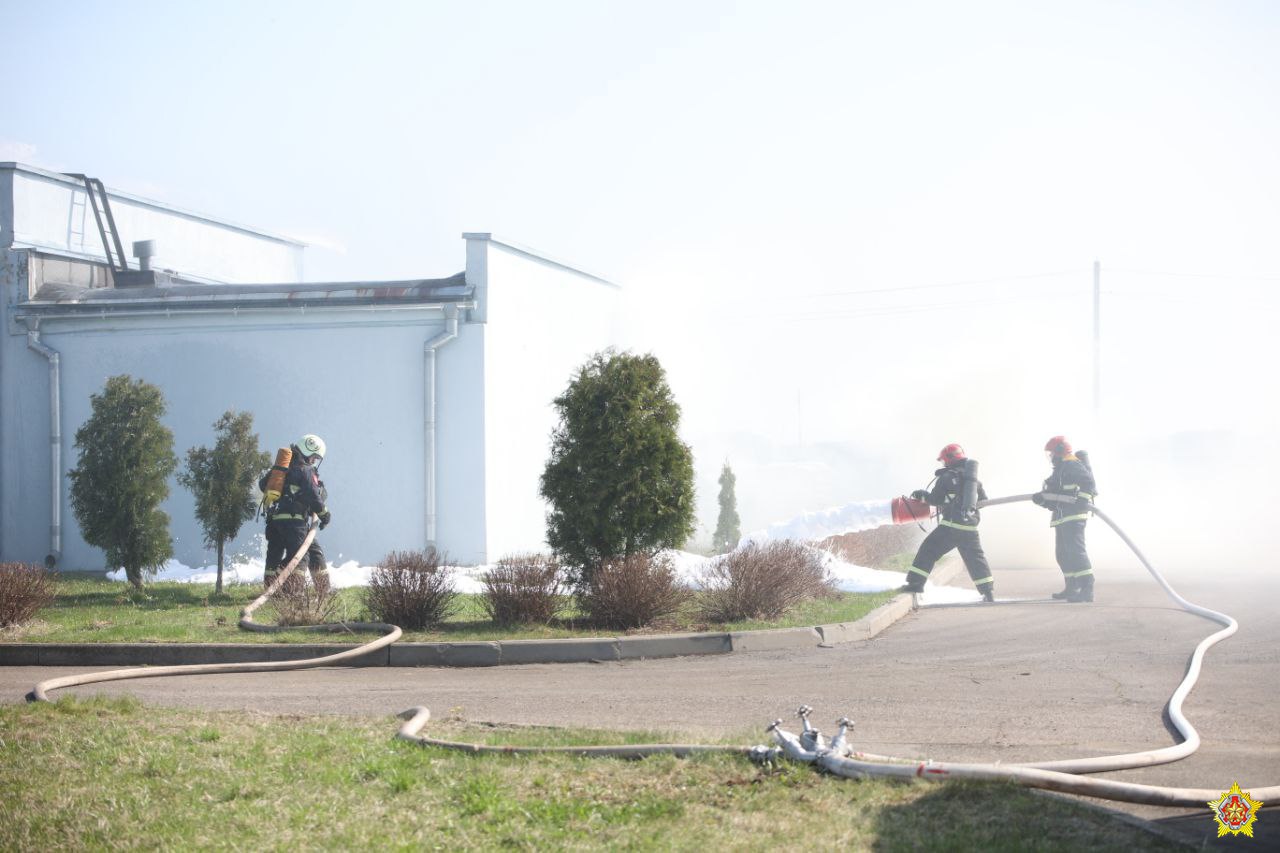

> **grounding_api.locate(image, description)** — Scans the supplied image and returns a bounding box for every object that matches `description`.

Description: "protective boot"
[979,583,995,603]
[899,569,927,594]
[1051,577,1078,600]
[1067,575,1094,603]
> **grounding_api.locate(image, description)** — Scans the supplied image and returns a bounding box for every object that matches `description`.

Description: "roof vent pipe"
[132,240,156,272]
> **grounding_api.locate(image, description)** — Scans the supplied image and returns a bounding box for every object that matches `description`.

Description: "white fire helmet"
[297,434,326,461]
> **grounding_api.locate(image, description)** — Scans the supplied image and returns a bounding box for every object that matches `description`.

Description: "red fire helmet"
[1044,435,1072,458]
[937,443,966,465]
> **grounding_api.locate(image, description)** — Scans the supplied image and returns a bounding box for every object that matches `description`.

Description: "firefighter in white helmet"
[259,434,331,594]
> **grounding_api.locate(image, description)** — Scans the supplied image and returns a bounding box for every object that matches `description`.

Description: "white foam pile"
[739,498,894,547]
[107,497,934,596]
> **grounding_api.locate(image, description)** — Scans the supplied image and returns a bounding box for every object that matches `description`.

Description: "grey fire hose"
[30,526,401,703]
[394,706,749,758]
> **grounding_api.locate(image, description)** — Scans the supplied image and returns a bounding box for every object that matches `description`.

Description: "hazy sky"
[5,1,1278,546]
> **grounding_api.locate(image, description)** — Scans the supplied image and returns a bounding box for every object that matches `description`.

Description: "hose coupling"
[748,744,784,766]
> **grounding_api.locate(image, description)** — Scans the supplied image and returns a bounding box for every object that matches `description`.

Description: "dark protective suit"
[260,453,330,593]
[1040,453,1096,600]
[904,462,994,598]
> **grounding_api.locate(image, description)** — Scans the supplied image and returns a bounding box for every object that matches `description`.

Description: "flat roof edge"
[1,162,306,248]
[463,232,619,288]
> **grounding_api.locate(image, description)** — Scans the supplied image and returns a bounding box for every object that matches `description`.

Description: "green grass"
[0,698,1176,852]
[4,578,899,645]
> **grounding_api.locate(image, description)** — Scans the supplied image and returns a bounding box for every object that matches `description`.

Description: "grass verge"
[3,579,899,645]
[0,697,1175,852]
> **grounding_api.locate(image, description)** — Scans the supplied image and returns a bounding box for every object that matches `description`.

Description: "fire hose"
[28,498,1278,808]
[756,493,1278,807]
[30,527,401,703]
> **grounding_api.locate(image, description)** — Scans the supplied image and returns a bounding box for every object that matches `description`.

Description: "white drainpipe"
[424,305,461,549]
[25,325,62,567]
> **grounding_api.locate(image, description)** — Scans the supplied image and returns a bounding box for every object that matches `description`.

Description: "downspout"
[424,305,460,549]
[25,322,61,567]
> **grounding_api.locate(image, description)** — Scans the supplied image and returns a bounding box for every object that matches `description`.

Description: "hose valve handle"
[796,704,817,734]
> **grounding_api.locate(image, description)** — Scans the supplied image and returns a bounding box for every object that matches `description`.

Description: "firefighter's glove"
[910,489,929,501]
[1074,496,1092,508]
[318,509,331,530]
[1031,492,1047,507]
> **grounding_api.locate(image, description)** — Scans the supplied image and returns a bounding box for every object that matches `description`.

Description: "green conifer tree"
[178,411,271,594]
[540,350,695,586]
[68,375,177,589]
[712,461,742,553]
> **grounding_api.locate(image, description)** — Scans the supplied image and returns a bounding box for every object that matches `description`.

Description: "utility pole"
[1093,260,1101,418]
[797,390,803,446]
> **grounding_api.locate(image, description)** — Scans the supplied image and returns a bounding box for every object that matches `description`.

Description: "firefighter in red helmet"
[902,443,996,602]
[1032,435,1096,602]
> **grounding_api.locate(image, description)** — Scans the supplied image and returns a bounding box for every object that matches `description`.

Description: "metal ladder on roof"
[63,173,128,273]
[67,187,87,252]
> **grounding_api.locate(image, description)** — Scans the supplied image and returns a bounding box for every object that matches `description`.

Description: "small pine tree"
[68,375,177,589]
[712,461,741,553]
[178,411,271,594]
[540,350,695,586]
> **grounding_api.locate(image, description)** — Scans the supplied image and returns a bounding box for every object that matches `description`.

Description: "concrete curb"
[1,558,966,669]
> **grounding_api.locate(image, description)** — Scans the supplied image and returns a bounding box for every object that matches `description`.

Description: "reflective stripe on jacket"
[1042,456,1096,527]
[927,464,988,528]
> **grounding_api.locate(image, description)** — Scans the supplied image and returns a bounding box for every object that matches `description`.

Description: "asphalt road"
[4,564,1276,847]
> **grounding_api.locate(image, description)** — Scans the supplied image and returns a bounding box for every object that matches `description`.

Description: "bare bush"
[365,549,458,630]
[697,540,835,623]
[482,553,564,626]
[578,552,689,630]
[0,562,57,627]
[272,580,339,627]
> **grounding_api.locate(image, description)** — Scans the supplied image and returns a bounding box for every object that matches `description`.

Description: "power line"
[802,269,1084,299]
[777,290,1079,323]
[1107,267,1280,282]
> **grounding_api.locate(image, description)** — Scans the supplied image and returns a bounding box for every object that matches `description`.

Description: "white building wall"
[2,164,303,283]
[0,270,488,569]
[469,236,621,561]
[0,228,617,572]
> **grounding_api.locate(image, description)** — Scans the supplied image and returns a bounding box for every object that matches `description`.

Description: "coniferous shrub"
[712,461,742,554]
[0,562,58,628]
[68,375,177,589]
[481,553,565,626]
[365,549,458,630]
[697,541,835,623]
[577,553,689,630]
[178,410,271,594]
[540,350,695,588]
